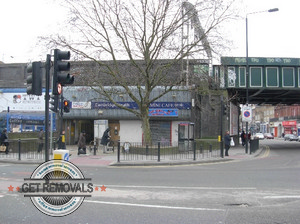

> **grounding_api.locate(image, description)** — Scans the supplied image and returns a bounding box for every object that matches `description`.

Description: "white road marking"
[85,200,225,211]
[264,195,300,199]
[95,184,257,190]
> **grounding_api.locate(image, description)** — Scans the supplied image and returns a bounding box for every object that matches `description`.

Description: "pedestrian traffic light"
[223,105,228,115]
[49,94,59,113]
[26,61,42,95]
[63,99,70,113]
[52,49,74,95]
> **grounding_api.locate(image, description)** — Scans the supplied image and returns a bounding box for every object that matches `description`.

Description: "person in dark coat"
[57,130,66,149]
[38,129,44,153]
[0,129,9,154]
[101,128,110,153]
[77,131,86,155]
[241,130,246,146]
[101,128,110,145]
[224,130,231,156]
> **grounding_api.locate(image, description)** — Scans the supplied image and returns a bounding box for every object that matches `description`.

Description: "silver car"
[284,134,298,141]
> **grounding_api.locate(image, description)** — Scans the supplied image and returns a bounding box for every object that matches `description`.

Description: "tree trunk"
[140,110,152,145]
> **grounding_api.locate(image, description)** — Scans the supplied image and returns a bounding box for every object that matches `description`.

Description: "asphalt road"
[1,139,300,224]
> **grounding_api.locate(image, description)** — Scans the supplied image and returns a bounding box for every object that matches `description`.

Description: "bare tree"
[44,0,237,143]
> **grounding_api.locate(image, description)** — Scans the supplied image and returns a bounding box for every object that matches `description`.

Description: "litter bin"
[250,138,259,154]
[53,149,70,161]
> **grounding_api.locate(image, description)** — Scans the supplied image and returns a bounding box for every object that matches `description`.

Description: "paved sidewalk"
[0,144,267,167]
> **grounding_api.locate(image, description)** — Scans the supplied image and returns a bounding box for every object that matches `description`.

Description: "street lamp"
[245,8,279,154]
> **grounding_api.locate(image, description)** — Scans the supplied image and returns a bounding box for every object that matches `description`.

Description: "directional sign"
[242,106,252,122]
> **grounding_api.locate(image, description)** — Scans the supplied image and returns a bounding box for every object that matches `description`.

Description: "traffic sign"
[242,106,252,122]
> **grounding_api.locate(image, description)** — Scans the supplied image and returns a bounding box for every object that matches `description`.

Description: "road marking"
[261,146,270,158]
[94,184,257,190]
[264,195,300,199]
[85,200,225,211]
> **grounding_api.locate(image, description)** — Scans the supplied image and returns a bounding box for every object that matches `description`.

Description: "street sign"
[242,106,252,122]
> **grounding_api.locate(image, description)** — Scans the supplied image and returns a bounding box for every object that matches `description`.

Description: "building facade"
[0,59,228,146]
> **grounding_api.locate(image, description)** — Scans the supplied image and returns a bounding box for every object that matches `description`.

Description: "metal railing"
[0,139,56,161]
[117,140,221,162]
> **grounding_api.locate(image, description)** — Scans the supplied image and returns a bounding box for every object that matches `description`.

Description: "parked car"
[284,134,298,141]
[264,133,274,139]
[254,133,264,140]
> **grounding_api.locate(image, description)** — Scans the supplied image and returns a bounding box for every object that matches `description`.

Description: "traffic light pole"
[220,95,224,158]
[45,54,51,162]
[60,94,64,135]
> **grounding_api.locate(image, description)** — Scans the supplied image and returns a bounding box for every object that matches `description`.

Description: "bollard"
[157,142,160,162]
[18,139,21,161]
[94,141,97,155]
[117,141,120,163]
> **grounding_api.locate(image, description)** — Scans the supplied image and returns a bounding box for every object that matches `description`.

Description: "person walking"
[100,128,110,153]
[38,129,44,153]
[77,131,86,155]
[241,130,246,146]
[224,130,231,156]
[0,129,9,154]
[57,130,66,149]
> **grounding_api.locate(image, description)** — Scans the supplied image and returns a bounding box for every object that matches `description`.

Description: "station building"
[0,59,225,145]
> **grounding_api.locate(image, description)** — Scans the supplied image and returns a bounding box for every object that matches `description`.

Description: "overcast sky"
[0,0,299,63]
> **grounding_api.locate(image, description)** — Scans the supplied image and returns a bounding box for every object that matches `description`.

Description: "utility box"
[53,149,70,161]
[178,122,194,151]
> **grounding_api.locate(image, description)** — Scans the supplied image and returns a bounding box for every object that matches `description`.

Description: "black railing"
[117,141,220,162]
[0,138,57,161]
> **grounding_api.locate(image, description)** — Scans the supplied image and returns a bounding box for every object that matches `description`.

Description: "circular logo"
[24,160,92,217]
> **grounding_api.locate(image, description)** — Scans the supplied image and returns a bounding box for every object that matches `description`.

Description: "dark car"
[284,134,298,141]
[264,133,274,139]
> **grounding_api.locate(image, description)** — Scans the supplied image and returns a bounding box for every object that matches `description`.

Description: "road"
[1,139,300,223]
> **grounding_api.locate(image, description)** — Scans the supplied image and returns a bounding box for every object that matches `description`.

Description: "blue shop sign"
[92,102,191,110]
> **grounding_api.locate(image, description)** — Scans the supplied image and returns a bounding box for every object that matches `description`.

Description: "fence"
[0,138,57,161]
[117,140,221,162]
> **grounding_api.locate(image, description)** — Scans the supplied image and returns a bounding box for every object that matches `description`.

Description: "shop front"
[282,120,297,135]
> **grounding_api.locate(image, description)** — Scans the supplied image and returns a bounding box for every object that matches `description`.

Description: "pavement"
[0,143,267,167]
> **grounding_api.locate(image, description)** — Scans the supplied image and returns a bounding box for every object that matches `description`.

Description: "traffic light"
[26,61,42,95]
[52,49,74,95]
[63,100,71,113]
[49,94,59,113]
[223,105,228,115]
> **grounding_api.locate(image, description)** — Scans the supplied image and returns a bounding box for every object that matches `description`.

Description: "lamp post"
[245,8,279,154]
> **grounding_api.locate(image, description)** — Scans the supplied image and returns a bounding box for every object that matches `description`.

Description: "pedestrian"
[57,130,66,149]
[100,128,110,153]
[77,131,86,155]
[224,130,231,156]
[241,130,246,146]
[38,129,44,153]
[0,129,9,154]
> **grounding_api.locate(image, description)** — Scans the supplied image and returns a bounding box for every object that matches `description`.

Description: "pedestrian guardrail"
[0,138,57,161]
[116,141,220,163]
